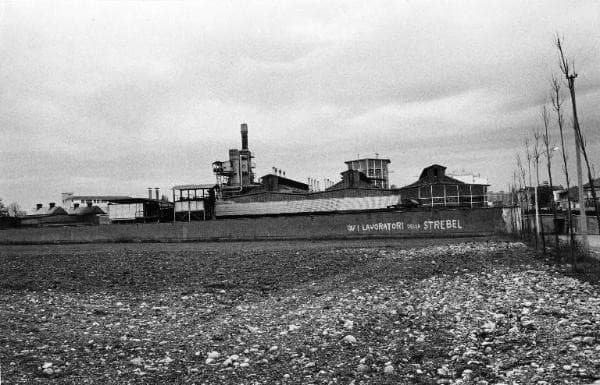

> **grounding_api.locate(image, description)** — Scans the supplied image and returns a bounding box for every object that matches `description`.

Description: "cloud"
[1,1,600,210]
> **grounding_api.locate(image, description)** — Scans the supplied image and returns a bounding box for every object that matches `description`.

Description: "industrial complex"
[8,123,489,227]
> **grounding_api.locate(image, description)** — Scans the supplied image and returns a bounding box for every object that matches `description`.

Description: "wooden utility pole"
[557,36,588,252]
[566,74,588,251]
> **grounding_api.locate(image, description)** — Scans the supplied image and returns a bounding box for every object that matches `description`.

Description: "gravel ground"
[1,238,600,384]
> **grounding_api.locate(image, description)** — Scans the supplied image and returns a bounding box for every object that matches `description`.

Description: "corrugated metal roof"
[215,195,402,217]
[344,158,391,164]
[107,198,174,206]
[173,184,217,190]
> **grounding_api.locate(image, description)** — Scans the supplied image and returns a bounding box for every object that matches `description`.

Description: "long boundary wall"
[0,207,506,244]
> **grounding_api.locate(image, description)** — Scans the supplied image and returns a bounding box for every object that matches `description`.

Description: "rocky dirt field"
[1,238,600,384]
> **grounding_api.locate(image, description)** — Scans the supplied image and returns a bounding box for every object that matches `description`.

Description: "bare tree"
[0,198,7,217]
[525,139,537,247]
[516,153,529,239]
[533,129,546,252]
[512,170,521,238]
[551,75,575,261]
[6,202,26,217]
[541,104,560,250]
[557,35,599,235]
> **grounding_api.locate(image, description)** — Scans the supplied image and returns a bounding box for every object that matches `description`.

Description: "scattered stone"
[583,336,595,345]
[288,324,299,332]
[343,335,357,344]
[481,320,496,333]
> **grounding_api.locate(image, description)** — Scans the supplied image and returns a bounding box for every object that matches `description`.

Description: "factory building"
[399,164,488,207]
[344,157,391,189]
[212,123,257,197]
[62,193,131,213]
[327,169,382,191]
[172,184,216,221]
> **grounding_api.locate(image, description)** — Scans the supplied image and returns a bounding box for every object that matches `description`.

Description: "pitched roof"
[65,195,131,201]
[67,205,105,216]
[28,206,68,217]
[260,174,309,190]
[401,164,489,189]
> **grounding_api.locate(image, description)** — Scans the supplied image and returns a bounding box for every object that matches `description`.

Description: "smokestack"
[148,187,152,200]
[49,202,55,208]
[36,203,43,210]
[241,123,248,150]
[155,187,160,200]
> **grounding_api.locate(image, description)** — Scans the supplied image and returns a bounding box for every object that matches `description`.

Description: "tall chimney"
[148,187,152,200]
[155,187,160,200]
[241,123,248,150]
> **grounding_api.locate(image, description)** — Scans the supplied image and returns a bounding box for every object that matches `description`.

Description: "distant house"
[517,184,562,212]
[487,191,515,207]
[67,203,106,224]
[20,203,71,226]
[556,178,600,211]
[20,202,106,226]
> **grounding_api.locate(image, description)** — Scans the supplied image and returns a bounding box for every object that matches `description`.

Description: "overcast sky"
[1,1,600,211]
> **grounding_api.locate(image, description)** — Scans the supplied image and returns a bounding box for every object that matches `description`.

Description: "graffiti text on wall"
[346,219,463,233]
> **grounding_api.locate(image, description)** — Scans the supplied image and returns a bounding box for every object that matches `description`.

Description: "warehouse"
[398,164,488,207]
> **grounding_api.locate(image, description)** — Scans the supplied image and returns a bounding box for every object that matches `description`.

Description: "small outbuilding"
[107,198,173,223]
[20,203,72,226]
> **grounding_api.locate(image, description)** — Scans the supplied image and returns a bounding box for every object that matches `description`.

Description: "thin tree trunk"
[542,105,560,254]
[552,75,574,264]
